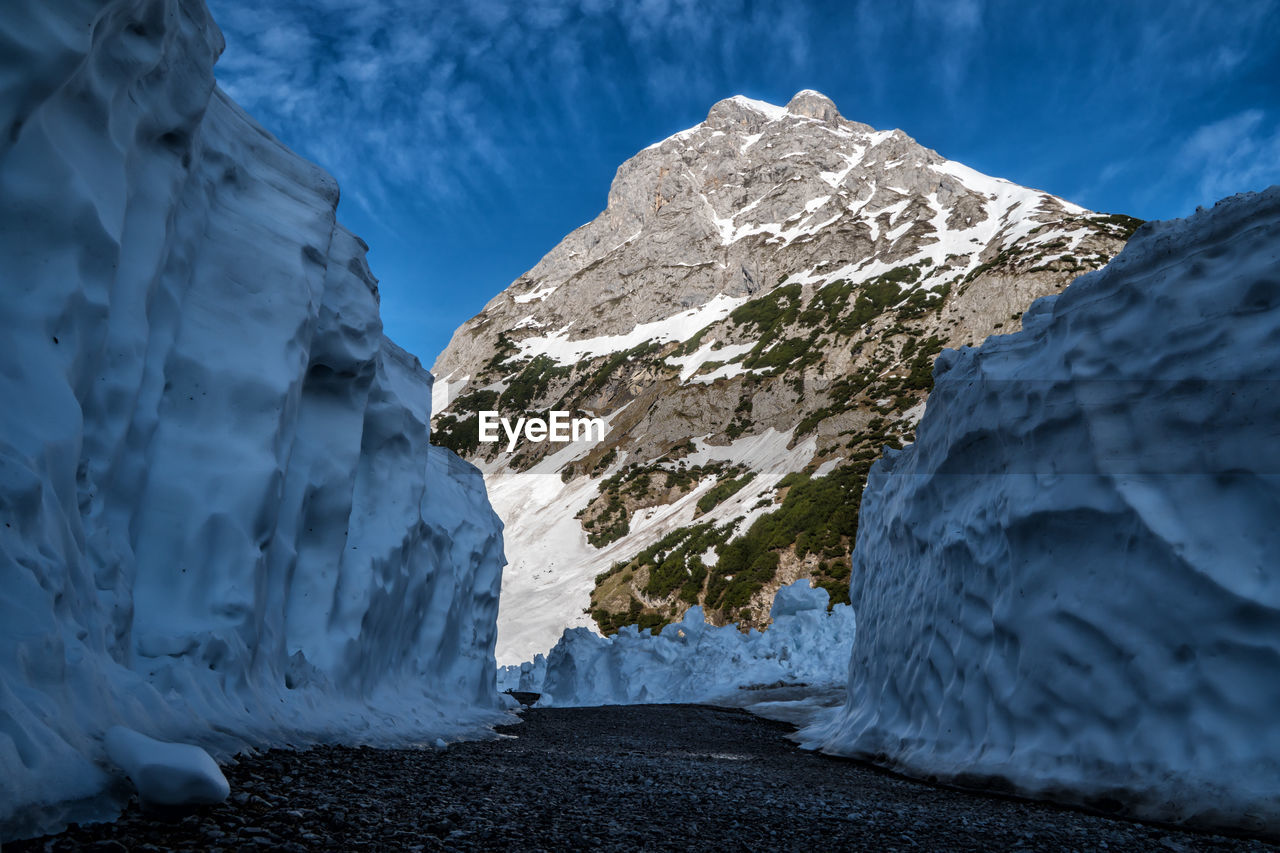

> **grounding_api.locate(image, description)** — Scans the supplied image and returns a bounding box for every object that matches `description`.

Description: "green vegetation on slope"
[589,462,871,634]
[500,355,572,411]
[430,389,500,456]
[705,463,867,614]
[578,460,751,549]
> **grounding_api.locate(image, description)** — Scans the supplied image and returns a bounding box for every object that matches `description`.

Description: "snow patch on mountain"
[513,284,558,303]
[728,95,791,122]
[515,293,748,365]
[666,340,758,382]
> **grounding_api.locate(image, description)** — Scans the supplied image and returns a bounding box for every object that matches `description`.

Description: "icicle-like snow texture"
[803,187,1280,836]
[526,580,854,706]
[0,0,505,840]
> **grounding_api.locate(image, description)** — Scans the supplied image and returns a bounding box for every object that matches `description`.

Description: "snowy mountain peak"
[431,89,1141,664]
[436,90,1110,379]
[705,90,841,129]
[705,94,790,128]
[785,89,841,122]
[702,90,842,133]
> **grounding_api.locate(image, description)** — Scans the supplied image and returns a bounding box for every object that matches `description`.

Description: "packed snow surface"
[0,0,505,840]
[802,187,1280,835]
[509,581,854,707]
[104,727,230,807]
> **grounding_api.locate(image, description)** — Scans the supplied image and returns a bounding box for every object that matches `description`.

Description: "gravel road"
[13,704,1277,852]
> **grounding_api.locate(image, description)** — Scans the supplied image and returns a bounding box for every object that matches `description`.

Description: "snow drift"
[103,727,230,808]
[522,580,854,706]
[804,187,1280,835]
[0,0,504,839]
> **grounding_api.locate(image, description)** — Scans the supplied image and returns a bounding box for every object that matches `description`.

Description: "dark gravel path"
[13,704,1278,852]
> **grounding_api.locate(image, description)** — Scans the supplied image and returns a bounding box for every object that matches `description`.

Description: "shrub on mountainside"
[729,283,802,333]
[500,355,571,411]
[695,470,757,515]
[430,389,500,456]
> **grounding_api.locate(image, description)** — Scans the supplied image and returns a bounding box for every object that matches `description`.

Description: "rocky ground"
[13,705,1277,852]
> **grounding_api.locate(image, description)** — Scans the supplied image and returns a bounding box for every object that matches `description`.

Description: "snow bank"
[803,188,1280,836]
[531,580,854,706]
[0,0,505,840]
[498,653,548,694]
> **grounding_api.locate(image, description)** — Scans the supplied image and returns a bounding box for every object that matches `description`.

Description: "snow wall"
[525,580,854,706]
[803,187,1280,836]
[0,1,505,839]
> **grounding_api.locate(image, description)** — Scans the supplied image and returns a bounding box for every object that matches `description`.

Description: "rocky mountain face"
[432,90,1140,664]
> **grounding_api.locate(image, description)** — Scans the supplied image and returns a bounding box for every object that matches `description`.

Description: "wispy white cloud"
[1070,159,1135,213]
[199,0,1280,366]
[1064,0,1275,108]
[206,0,1280,229]
[207,0,815,219]
[910,0,982,100]
[1178,109,1280,205]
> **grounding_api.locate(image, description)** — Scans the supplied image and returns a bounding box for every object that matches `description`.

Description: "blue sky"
[205,0,1280,368]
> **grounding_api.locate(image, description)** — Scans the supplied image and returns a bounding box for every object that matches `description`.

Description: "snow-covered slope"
[485,427,817,665]
[0,1,504,839]
[433,89,1136,663]
[802,187,1280,835]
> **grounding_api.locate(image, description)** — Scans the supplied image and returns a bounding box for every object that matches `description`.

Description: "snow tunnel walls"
[807,187,1280,836]
[0,0,505,838]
